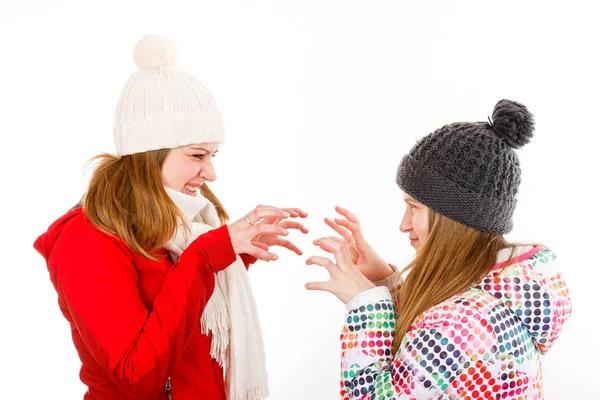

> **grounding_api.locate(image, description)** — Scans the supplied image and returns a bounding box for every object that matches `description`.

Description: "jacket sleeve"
[240,253,258,270]
[55,224,236,398]
[341,288,518,399]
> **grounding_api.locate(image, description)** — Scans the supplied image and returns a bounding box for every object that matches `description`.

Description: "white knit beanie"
[113,34,225,156]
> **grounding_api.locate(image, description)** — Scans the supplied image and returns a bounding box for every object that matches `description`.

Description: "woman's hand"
[252,208,309,255]
[322,207,393,281]
[227,205,306,262]
[305,237,375,303]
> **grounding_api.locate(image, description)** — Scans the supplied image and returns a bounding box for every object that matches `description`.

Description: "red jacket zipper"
[165,377,172,400]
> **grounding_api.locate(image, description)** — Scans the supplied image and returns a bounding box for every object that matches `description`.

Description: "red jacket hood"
[34,207,83,267]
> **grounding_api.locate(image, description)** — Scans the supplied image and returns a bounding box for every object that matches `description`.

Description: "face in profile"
[162,142,219,196]
[400,193,430,249]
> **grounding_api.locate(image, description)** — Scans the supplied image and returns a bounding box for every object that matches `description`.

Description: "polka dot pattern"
[340,248,571,399]
[341,301,396,399]
[477,249,571,354]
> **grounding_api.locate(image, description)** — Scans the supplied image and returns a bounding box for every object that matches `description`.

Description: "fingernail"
[273,255,278,260]
[283,212,290,217]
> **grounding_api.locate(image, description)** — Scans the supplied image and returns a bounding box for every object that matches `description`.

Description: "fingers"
[305,255,337,275]
[335,206,360,224]
[249,224,289,239]
[327,236,344,244]
[256,208,309,226]
[281,208,308,218]
[324,218,353,243]
[333,218,361,235]
[274,238,303,255]
[230,205,308,262]
[278,220,309,233]
[247,205,290,224]
[250,242,269,251]
[304,281,331,292]
[237,242,278,262]
[312,237,353,268]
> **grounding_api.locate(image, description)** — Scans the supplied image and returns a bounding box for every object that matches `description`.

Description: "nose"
[200,160,217,182]
[399,209,411,233]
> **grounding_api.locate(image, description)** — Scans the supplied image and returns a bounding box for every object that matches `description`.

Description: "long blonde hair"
[392,210,517,354]
[83,149,229,259]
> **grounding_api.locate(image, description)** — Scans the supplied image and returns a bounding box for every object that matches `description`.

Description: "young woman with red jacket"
[34,34,307,400]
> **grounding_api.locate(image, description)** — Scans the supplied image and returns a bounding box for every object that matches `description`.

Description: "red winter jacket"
[34,207,256,399]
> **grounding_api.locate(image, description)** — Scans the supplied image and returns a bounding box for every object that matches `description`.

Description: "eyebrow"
[189,146,218,153]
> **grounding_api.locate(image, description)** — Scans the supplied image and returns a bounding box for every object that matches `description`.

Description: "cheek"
[161,160,177,188]
[162,159,198,189]
[415,212,430,239]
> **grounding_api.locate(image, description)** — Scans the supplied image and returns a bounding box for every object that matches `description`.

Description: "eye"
[193,154,207,159]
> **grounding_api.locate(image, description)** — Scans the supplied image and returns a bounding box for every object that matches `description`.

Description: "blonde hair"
[392,210,518,354]
[83,150,229,259]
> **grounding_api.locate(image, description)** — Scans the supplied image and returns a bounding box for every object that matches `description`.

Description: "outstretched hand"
[227,205,308,262]
[322,207,393,281]
[253,208,309,255]
[305,236,375,303]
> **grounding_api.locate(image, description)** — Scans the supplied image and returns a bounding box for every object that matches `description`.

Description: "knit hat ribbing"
[113,34,225,156]
[396,100,535,234]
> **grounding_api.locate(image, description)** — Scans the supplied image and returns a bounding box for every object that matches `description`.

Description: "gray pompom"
[489,99,535,149]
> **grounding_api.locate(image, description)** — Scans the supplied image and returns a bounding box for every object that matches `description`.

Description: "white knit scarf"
[164,187,269,400]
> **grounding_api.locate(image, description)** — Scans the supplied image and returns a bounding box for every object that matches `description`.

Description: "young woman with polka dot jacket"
[306,100,572,399]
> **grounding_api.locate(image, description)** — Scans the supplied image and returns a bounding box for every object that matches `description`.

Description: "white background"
[1,0,598,398]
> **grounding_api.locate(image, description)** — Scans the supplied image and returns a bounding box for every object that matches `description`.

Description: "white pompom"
[132,34,178,70]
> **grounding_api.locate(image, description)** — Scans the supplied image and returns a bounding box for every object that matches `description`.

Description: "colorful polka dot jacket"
[341,246,571,399]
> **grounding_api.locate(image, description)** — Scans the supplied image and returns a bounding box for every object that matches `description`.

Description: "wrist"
[361,260,395,281]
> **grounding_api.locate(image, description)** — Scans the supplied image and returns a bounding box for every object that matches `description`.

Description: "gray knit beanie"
[396,99,535,234]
